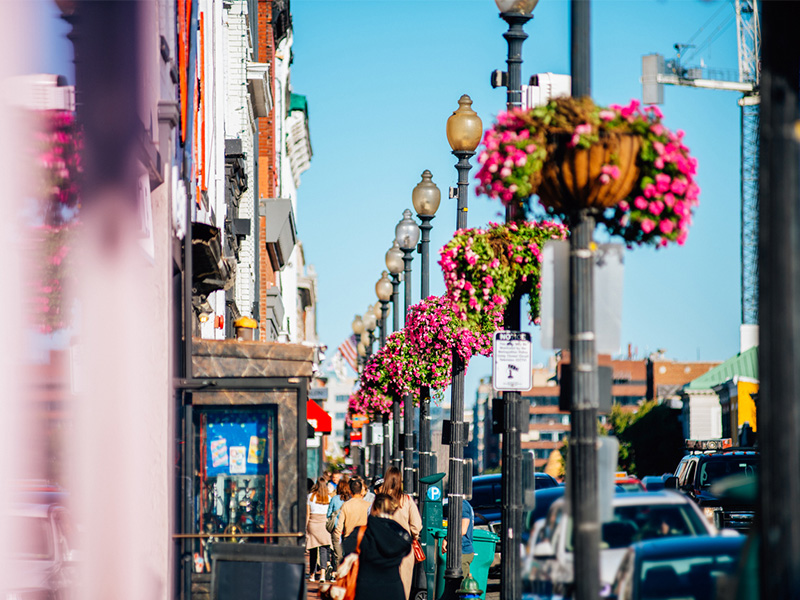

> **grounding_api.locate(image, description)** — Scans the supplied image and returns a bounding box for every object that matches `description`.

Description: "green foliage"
[608,401,683,477]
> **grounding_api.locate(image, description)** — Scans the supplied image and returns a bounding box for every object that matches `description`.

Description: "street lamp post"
[492,3,537,599]
[568,4,600,600]
[412,170,441,496]
[386,242,405,473]
[443,96,482,593]
[396,209,421,494]
[446,96,483,231]
[376,272,393,348]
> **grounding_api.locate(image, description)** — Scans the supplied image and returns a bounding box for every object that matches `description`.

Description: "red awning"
[307,400,332,434]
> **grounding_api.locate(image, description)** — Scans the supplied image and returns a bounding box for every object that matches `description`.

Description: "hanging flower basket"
[537,132,640,213]
[476,97,700,247]
[439,221,568,331]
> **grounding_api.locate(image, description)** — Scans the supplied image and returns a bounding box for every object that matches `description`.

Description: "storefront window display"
[192,407,278,571]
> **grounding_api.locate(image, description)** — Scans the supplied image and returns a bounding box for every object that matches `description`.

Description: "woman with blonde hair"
[306,476,332,581]
[378,466,422,599]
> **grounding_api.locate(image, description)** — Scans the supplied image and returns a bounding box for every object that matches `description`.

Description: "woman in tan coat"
[379,467,422,599]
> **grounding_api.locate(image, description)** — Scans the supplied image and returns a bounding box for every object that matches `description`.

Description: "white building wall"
[274,32,300,342]
[224,1,257,320]
[682,391,723,440]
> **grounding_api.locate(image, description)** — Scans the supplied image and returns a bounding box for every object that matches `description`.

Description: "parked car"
[641,474,671,492]
[614,472,646,493]
[471,472,559,530]
[667,445,759,531]
[523,491,718,598]
[607,535,745,599]
[8,502,78,600]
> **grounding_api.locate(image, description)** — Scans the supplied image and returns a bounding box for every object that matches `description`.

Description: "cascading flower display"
[599,101,700,247]
[24,110,83,334]
[352,296,491,417]
[475,97,700,247]
[439,221,568,330]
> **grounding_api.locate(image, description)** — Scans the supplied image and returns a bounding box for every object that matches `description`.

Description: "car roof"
[550,491,690,510]
[632,534,744,559]
[472,474,501,483]
[473,472,555,483]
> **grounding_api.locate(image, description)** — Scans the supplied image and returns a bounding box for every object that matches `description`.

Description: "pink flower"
[599,110,615,121]
[659,220,674,234]
[655,173,671,194]
[634,196,648,210]
[640,218,655,234]
[601,164,620,180]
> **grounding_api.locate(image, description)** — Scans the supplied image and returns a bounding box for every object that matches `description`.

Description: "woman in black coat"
[342,493,412,600]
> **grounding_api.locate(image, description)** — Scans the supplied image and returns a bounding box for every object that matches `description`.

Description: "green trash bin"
[432,527,499,600]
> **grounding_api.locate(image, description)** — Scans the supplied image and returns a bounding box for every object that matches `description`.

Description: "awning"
[307,400,331,434]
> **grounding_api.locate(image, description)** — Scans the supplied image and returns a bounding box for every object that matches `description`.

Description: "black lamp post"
[568,3,600,600]
[492,3,537,599]
[395,209,421,494]
[385,241,404,333]
[412,170,441,497]
[385,241,405,472]
[447,96,483,231]
[376,272,393,348]
[443,95,482,592]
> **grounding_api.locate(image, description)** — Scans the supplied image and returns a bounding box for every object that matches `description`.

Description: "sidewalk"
[306,579,320,600]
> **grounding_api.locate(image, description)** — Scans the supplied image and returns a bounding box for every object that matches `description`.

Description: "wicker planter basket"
[537,132,641,213]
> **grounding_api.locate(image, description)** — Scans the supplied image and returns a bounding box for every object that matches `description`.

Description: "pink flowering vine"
[439,221,568,331]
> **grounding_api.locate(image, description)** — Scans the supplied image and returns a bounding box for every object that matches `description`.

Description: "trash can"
[432,528,498,600]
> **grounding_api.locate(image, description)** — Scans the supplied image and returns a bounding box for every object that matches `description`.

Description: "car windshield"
[698,457,758,487]
[9,516,54,560]
[471,484,497,510]
[566,503,708,551]
[638,552,740,599]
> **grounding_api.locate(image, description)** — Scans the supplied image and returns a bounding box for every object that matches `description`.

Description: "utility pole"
[758,2,800,597]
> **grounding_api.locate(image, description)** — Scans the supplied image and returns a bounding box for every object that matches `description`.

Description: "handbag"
[320,526,366,600]
[325,505,342,534]
[411,538,425,562]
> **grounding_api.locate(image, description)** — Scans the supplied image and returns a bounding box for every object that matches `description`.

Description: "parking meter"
[413,472,446,599]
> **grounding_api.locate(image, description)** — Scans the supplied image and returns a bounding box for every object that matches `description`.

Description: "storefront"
[178,339,313,600]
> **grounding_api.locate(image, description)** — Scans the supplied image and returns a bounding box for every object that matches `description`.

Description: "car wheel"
[413,591,427,600]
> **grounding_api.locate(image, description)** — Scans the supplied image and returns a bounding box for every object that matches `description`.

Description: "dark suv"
[471,472,559,529]
[668,447,758,531]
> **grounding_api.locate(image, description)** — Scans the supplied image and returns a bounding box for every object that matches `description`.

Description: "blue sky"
[35,0,746,405]
[289,0,744,402]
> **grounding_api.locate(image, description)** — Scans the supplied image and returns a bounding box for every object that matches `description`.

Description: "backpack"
[325,504,342,534]
[319,526,366,600]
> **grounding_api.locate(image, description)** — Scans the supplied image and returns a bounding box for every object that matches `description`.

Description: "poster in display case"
[193,407,278,572]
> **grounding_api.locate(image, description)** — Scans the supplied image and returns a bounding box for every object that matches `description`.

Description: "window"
[335,394,349,404]
[192,407,278,571]
[335,412,346,420]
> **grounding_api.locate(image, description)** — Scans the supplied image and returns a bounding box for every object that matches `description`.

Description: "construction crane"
[641,0,761,329]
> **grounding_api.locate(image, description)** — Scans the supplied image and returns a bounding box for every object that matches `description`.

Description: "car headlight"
[703,506,720,523]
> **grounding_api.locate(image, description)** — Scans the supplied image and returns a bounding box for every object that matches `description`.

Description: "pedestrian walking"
[306,477,333,582]
[378,466,422,599]
[342,493,412,600]
[441,497,475,579]
[334,478,371,541]
[327,474,352,569]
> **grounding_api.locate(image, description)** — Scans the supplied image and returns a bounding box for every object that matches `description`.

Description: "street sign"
[426,486,442,501]
[492,331,532,391]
